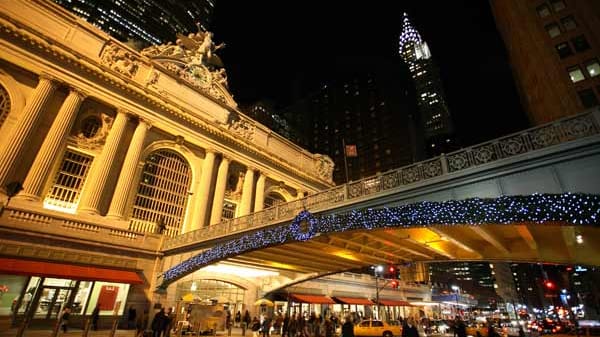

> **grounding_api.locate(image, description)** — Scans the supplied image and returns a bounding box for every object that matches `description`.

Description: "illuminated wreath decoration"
[289,210,318,241]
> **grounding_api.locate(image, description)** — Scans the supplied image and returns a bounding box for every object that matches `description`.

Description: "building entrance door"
[32,286,72,320]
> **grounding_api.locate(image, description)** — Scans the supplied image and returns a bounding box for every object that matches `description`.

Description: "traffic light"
[544,280,556,290]
[390,280,399,289]
[383,264,401,280]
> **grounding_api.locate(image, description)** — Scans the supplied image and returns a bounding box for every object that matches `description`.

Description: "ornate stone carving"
[228,116,255,141]
[141,28,233,104]
[70,110,113,151]
[314,154,334,182]
[144,69,160,87]
[101,42,139,78]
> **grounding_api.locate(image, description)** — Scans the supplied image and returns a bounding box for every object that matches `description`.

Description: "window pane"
[545,23,561,38]
[537,4,551,18]
[568,67,585,83]
[585,59,600,78]
[550,0,566,12]
[556,43,573,59]
[561,16,577,31]
[572,35,591,52]
[577,89,599,108]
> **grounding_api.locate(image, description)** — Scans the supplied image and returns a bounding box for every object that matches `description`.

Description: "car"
[466,323,489,337]
[354,319,403,337]
[430,320,450,334]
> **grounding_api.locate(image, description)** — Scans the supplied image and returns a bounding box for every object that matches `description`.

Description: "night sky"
[211,1,530,145]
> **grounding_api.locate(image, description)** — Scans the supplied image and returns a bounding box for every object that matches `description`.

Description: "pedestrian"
[282,312,290,337]
[136,309,150,337]
[341,315,354,337]
[402,318,419,337]
[151,308,167,337]
[454,317,467,337]
[227,310,233,337]
[252,317,261,337]
[242,310,252,336]
[236,310,242,327]
[91,304,100,330]
[164,308,174,337]
[58,307,71,333]
[262,314,272,337]
[128,305,138,330]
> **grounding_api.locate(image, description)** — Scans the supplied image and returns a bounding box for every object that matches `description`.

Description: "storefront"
[0,258,143,328]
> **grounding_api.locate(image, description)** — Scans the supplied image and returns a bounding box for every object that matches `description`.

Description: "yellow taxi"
[354,319,403,337]
[466,323,489,337]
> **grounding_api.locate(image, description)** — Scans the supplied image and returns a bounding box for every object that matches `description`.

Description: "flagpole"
[342,138,349,183]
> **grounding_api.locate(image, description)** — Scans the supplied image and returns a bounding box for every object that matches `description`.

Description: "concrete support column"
[106,118,151,219]
[190,150,217,231]
[239,167,256,216]
[209,155,231,226]
[0,74,58,190]
[18,87,86,200]
[78,110,129,214]
[254,173,266,212]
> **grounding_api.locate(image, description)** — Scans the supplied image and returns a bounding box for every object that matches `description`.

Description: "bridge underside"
[223,223,600,275]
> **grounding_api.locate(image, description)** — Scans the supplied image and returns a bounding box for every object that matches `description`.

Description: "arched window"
[129,149,191,237]
[264,192,286,209]
[0,84,11,127]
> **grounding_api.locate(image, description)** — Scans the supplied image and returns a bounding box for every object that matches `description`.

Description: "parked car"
[354,319,403,337]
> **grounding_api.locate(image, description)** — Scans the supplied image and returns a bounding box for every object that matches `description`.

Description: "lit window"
[44,150,93,213]
[561,16,577,30]
[549,0,566,12]
[536,4,551,18]
[555,42,573,59]
[585,59,600,78]
[568,66,585,83]
[577,89,598,108]
[545,23,561,38]
[571,35,590,52]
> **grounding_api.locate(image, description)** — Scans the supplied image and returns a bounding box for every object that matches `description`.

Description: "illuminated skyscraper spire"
[399,13,455,156]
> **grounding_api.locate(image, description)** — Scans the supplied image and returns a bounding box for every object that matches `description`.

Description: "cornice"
[0,13,334,189]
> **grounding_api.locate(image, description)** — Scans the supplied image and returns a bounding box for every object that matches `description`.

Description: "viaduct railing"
[163,109,600,251]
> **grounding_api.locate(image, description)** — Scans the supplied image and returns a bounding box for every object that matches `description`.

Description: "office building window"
[568,66,585,83]
[555,42,573,59]
[572,35,590,52]
[537,4,551,18]
[0,84,10,128]
[584,59,600,78]
[545,23,561,38]
[549,0,566,12]
[561,16,577,31]
[130,149,191,237]
[577,89,598,108]
[222,201,237,220]
[44,150,93,213]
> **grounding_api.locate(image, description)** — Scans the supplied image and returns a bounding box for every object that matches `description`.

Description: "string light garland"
[160,193,600,287]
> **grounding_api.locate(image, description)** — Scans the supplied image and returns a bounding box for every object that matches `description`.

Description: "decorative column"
[17,87,86,200]
[239,167,255,216]
[254,173,266,212]
[78,110,129,215]
[0,74,58,190]
[209,155,231,226]
[106,118,151,219]
[190,149,217,231]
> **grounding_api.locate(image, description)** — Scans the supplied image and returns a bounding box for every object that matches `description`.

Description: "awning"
[378,299,413,306]
[0,258,144,284]
[334,297,374,305]
[290,294,336,304]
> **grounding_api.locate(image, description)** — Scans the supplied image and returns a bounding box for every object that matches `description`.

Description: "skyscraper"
[490,0,600,125]
[283,72,419,184]
[53,0,215,46]
[399,13,456,157]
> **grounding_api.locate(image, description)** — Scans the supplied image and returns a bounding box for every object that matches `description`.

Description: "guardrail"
[163,109,600,251]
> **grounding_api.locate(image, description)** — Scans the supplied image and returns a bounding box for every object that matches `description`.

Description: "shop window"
[568,66,585,83]
[584,59,600,78]
[549,0,566,12]
[561,15,577,31]
[578,89,599,108]
[0,274,27,316]
[571,35,590,52]
[555,42,573,59]
[536,4,551,18]
[0,84,10,128]
[44,150,93,213]
[85,282,130,315]
[545,23,561,38]
[130,149,191,237]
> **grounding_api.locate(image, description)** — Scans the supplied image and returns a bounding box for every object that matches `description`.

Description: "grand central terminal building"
[0,0,433,331]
